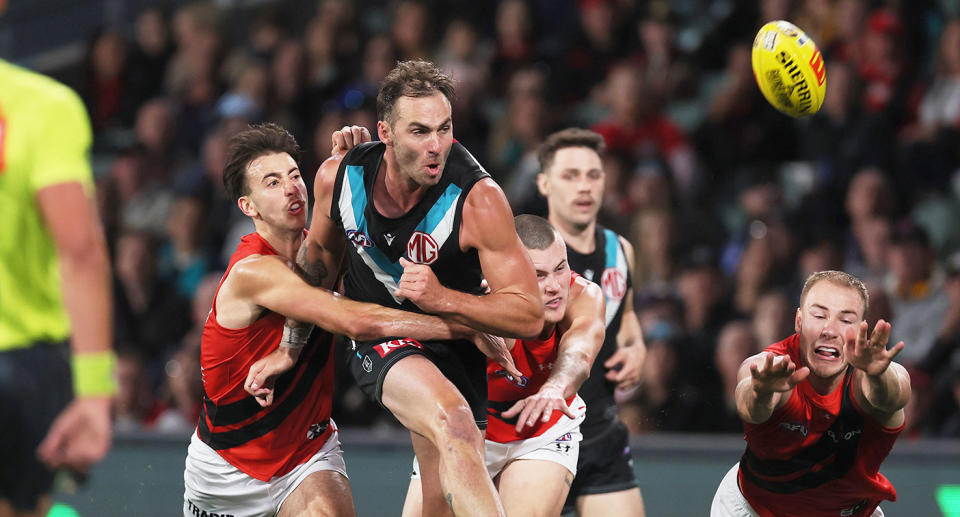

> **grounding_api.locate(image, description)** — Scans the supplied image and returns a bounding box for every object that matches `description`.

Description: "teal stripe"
[415,183,462,234]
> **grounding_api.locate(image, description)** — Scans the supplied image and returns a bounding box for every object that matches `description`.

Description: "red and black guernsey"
[486,272,581,443]
[738,334,902,517]
[197,232,336,482]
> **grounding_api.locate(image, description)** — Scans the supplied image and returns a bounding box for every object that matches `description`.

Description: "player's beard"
[394,141,446,188]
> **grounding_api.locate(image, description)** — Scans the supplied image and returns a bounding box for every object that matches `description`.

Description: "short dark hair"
[537,128,606,173]
[222,123,301,202]
[799,270,870,317]
[515,214,559,250]
[376,60,455,125]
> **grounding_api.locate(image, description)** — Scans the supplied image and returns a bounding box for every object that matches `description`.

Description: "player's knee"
[431,402,480,446]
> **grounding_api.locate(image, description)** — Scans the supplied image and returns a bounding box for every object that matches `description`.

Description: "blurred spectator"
[126,7,174,118]
[593,62,699,199]
[846,215,893,283]
[152,272,219,434]
[81,29,131,134]
[158,196,211,299]
[113,347,155,433]
[714,319,760,431]
[391,0,431,60]
[113,231,191,362]
[885,219,950,367]
[629,208,676,292]
[752,289,793,348]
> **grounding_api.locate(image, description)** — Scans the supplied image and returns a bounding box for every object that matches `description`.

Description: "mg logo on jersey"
[345,229,374,248]
[407,231,439,264]
[374,338,424,358]
[601,268,626,302]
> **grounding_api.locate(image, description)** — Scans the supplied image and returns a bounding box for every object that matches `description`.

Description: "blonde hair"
[799,270,869,316]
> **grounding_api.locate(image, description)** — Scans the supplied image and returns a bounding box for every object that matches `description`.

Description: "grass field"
[54,431,960,516]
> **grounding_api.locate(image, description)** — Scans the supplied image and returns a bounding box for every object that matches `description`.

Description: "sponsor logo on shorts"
[346,229,374,248]
[186,500,234,517]
[373,338,424,358]
[493,369,528,387]
[307,421,328,440]
[556,433,573,442]
[362,355,373,372]
[554,442,572,454]
[407,231,439,265]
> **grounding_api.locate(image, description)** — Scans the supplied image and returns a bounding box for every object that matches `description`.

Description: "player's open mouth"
[288,201,304,214]
[814,345,841,360]
[426,163,441,174]
[545,297,563,309]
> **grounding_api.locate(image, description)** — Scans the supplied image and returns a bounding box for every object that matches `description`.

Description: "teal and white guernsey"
[566,225,631,438]
[330,141,490,328]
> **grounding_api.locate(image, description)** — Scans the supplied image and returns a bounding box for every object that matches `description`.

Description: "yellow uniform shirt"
[0,59,94,351]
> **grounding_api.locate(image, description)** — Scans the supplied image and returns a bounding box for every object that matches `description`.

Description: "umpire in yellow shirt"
[0,5,115,515]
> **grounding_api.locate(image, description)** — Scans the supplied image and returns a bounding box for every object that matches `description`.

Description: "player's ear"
[377,120,392,146]
[238,195,258,218]
[536,172,549,196]
[794,308,802,333]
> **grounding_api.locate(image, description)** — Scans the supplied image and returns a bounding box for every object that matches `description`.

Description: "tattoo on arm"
[296,240,329,287]
[284,240,330,342]
[446,493,456,516]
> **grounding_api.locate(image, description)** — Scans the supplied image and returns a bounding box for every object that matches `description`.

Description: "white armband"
[281,324,313,350]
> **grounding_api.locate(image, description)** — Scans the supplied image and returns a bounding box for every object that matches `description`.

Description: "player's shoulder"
[1,61,84,114]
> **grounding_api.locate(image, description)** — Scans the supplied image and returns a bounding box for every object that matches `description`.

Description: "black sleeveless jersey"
[565,224,631,438]
[330,141,490,339]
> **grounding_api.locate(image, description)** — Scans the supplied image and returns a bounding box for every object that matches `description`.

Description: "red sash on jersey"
[197,232,336,481]
[485,272,580,443]
[737,334,901,517]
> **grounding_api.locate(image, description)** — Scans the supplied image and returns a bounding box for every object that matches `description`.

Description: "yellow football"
[752,21,827,117]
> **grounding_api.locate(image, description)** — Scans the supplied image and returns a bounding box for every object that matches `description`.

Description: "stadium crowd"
[52,0,960,438]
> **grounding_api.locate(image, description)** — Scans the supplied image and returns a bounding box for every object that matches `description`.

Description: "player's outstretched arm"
[396,179,544,338]
[502,278,606,431]
[232,255,471,343]
[735,352,809,424]
[606,237,647,389]
[846,320,911,428]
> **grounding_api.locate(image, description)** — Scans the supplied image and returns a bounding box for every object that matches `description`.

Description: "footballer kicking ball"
[752,21,827,117]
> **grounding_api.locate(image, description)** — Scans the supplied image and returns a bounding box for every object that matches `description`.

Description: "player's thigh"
[497,459,572,517]
[577,488,645,517]
[401,477,423,517]
[381,355,476,439]
[410,433,453,517]
[277,470,355,517]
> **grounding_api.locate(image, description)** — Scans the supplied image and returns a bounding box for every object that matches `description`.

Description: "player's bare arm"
[503,278,606,431]
[605,236,646,389]
[35,181,112,472]
[846,319,911,428]
[396,178,543,338]
[735,352,810,425]
[223,253,519,405]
